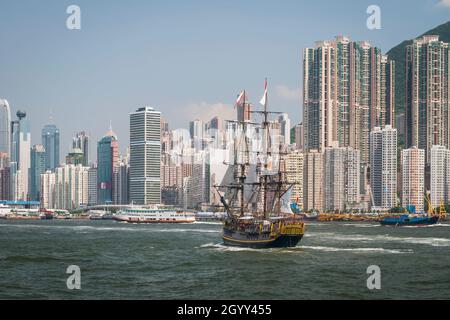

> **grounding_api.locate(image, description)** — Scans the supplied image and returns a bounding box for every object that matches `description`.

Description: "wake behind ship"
[215,84,305,248]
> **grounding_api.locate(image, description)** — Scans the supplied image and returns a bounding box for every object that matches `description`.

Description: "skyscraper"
[303,150,323,211]
[370,125,397,210]
[72,131,90,166]
[406,35,450,164]
[42,124,60,170]
[40,170,55,208]
[430,145,450,208]
[129,106,161,205]
[0,152,10,200]
[402,147,425,212]
[324,145,360,211]
[189,119,205,150]
[293,123,304,151]
[278,113,291,146]
[97,129,119,204]
[0,99,11,156]
[10,111,31,201]
[303,40,336,153]
[87,164,98,206]
[114,157,129,205]
[66,148,84,165]
[29,144,46,201]
[303,36,395,163]
[47,164,89,210]
[237,97,251,122]
[284,149,303,208]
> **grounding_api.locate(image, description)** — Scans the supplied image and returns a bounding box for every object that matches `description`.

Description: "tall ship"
[114,205,195,223]
[214,81,305,248]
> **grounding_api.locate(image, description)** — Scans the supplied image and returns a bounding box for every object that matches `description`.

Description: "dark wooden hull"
[223,233,303,248]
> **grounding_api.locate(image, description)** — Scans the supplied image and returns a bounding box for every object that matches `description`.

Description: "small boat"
[39,208,54,220]
[379,214,439,226]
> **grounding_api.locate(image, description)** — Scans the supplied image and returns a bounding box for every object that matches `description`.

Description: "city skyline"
[1,0,450,158]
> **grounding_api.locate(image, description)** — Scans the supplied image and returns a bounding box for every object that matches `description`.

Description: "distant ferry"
[0,203,12,218]
[114,206,195,223]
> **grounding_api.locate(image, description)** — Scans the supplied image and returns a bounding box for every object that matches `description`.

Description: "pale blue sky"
[0,0,449,158]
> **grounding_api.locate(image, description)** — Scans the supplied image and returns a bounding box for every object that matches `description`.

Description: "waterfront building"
[114,153,129,205]
[87,164,98,206]
[0,152,10,200]
[0,99,11,155]
[303,149,323,211]
[129,106,161,205]
[402,147,425,212]
[406,35,450,164]
[10,111,31,201]
[324,144,360,211]
[370,125,398,210]
[284,149,303,208]
[41,124,60,170]
[430,145,450,208]
[40,170,55,208]
[303,36,395,164]
[54,164,89,210]
[29,144,46,201]
[97,129,119,205]
[186,151,210,209]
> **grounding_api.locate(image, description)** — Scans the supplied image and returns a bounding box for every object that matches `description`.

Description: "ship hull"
[379,215,439,226]
[114,216,195,223]
[223,234,303,248]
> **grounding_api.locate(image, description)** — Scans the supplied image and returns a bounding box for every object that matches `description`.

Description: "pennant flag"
[259,78,267,107]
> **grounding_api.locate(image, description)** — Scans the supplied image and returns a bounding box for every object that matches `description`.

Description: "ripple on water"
[305,231,450,247]
[301,245,413,254]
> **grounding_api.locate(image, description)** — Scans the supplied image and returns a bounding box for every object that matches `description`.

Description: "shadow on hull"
[223,234,303,249]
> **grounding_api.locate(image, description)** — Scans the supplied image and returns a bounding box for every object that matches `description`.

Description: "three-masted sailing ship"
[214,80,305,248]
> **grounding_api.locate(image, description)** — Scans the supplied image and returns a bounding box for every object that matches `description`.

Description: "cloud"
[437,0,450,7]
[183,102,235,123]
[275,85,301,102]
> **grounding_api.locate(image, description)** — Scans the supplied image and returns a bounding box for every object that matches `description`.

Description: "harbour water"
[1,220,450,299]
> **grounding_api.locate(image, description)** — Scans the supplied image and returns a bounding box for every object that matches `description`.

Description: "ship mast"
[262,81,269,219]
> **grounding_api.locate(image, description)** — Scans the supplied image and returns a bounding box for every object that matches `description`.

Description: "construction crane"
[439,200,447,219]
[424,192,434,215]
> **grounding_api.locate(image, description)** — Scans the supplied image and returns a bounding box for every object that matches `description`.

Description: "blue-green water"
[1,220,450,299]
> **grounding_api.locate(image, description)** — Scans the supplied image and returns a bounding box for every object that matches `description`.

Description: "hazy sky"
[1,0,449,159]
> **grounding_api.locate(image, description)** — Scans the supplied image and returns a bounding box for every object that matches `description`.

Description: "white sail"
[280,185,294,214]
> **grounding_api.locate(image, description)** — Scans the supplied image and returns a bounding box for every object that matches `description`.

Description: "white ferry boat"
[114,206,195,223]
[0,203,12,218]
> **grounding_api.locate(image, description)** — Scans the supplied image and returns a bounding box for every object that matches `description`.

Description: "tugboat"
[379,214,439,226]
[215,81,305,248]
[379,197,446,226]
